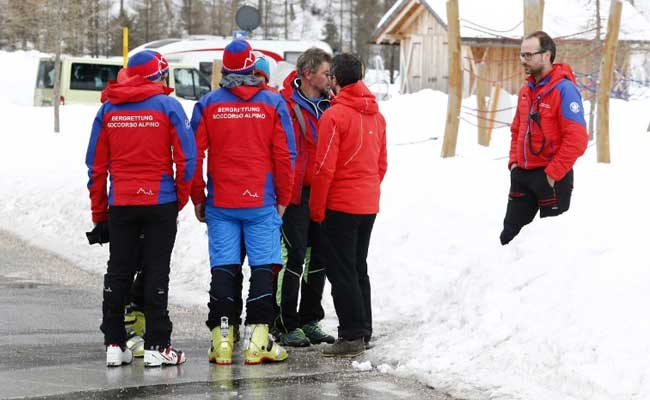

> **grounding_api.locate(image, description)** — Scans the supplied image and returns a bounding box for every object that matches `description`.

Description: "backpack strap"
[292,103,308,139]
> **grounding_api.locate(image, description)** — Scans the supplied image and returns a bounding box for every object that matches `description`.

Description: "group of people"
[86,29,589,369]
[85,39,388,367]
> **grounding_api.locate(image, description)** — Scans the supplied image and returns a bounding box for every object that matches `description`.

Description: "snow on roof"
[376,0,650,42]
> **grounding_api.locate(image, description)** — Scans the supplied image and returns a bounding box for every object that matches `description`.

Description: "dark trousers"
[101,202,177,349]
[500,167,574,245]
[204,239,251,330]
[321,210,375,340]
[207,264,275,329]
[275,187,327,332]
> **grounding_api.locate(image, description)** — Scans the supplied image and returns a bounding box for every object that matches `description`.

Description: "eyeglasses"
[519,50,546,60]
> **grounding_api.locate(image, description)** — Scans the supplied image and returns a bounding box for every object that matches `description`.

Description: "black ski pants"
[101,202,177,349]
[321,210,375,340]
[275,187,327,333]
[500,167,574,245]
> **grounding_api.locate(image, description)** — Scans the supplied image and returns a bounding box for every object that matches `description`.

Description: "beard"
[524,64,543,76]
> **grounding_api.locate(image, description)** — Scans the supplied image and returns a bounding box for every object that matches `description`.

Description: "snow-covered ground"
[2,50,650,400]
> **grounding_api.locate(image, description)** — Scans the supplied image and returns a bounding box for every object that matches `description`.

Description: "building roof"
[374,0,650,43]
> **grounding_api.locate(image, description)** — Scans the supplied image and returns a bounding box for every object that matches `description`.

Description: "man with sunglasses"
[274,47,336,347]
[500,31,588,245]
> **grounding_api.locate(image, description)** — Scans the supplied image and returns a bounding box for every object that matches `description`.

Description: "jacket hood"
[527,63,577,88]
[332,81,378,114]
[282,70,299,95]
[101,75,173,104]
[221,74,264,100]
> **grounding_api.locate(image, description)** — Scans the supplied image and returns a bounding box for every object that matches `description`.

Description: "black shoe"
[322,338,365,358]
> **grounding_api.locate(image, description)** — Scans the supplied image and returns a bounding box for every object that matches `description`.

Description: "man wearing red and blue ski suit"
[190,40,296,346]
[273,49,336,347]
[86,49,195,366]
[500,31,588,245]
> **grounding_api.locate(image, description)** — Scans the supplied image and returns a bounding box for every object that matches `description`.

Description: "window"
[70,63,120,91]
[199,62,213,77]
[283,51,301,65]
[174,68,211,100]
[36,60,56,89]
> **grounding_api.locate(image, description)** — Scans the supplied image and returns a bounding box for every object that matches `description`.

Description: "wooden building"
[372,0,650,98]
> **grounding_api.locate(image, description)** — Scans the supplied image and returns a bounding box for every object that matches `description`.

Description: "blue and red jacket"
[190,80,296,208]
[280,70,331,205]
[509,63,588,181]
[309,81,387,223]
[85,75,197,223]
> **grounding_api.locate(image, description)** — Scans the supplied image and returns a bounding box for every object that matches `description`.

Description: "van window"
[70,63,120,91]
[36,60,56,89]
[174,68,211,100]
[284,51,301,65]
[199,62,213,78]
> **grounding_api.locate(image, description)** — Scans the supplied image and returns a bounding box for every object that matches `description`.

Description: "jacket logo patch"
[242,189,259,198]
[539,103,551,109]
[137,187,154,196]
[569,102,581,113]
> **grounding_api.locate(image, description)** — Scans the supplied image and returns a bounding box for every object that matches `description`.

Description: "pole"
[441,0,462,157]
[596,0,622,164]
[122,27,129,67]
[523,0,544,37]
[476,63,490,146]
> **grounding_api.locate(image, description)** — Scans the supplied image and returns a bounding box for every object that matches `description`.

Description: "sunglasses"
[519,50,546,60]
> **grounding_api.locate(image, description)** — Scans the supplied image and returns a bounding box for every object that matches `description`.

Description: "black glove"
[86,221,110,245]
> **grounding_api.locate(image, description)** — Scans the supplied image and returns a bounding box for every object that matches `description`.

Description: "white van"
[130,36,333,88]
[34,56,211,106]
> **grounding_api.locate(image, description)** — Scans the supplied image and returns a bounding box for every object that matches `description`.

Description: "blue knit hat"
[222,40,256,75]
[253,57,271,83]
[127,50,169,81]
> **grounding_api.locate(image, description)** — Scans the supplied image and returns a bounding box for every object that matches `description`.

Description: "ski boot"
[124,306,145,338]
[243,324,288,365]
[209,317,235,365]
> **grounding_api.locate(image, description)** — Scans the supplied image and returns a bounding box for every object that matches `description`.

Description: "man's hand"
[546,174,555,188]
[510,163,518,171]
[194,202,206,223]
[277,205,286,218]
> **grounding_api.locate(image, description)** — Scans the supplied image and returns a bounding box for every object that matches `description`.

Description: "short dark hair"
[297,48,332,77]
[331,53,363,88]
[525,30,556,63]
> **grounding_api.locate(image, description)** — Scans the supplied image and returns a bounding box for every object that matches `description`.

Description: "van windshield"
[174,68,211,100]
[36,60,55,89]
[70,63,121,91]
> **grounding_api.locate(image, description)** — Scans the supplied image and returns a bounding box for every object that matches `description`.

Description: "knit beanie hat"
[127,50,169,81]
[222,40,256,75]
[253,57,271,83]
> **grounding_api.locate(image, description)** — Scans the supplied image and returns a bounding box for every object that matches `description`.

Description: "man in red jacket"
[310,53,387,357]
[86,49,195,367]
[500,31,588,245]
[191,39,295,365]
[275,48,335,347]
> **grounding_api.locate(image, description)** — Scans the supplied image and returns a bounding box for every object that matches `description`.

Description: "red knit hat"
[127,50,169,81]
[222,40,256,75]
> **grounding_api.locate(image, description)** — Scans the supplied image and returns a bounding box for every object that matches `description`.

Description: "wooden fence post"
[524,0,544,36]
[596,0,622,164]
[476,62,490,146]
[441,0,462,158]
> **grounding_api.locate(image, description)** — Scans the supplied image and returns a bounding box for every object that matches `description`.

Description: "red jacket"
[509,63,588,181]
[309,81,387,222]
[190,81,296,208]
[85,76,197,223]
[280,71,331,205]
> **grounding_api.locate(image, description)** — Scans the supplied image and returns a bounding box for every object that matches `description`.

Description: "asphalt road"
[0,229,456,400]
